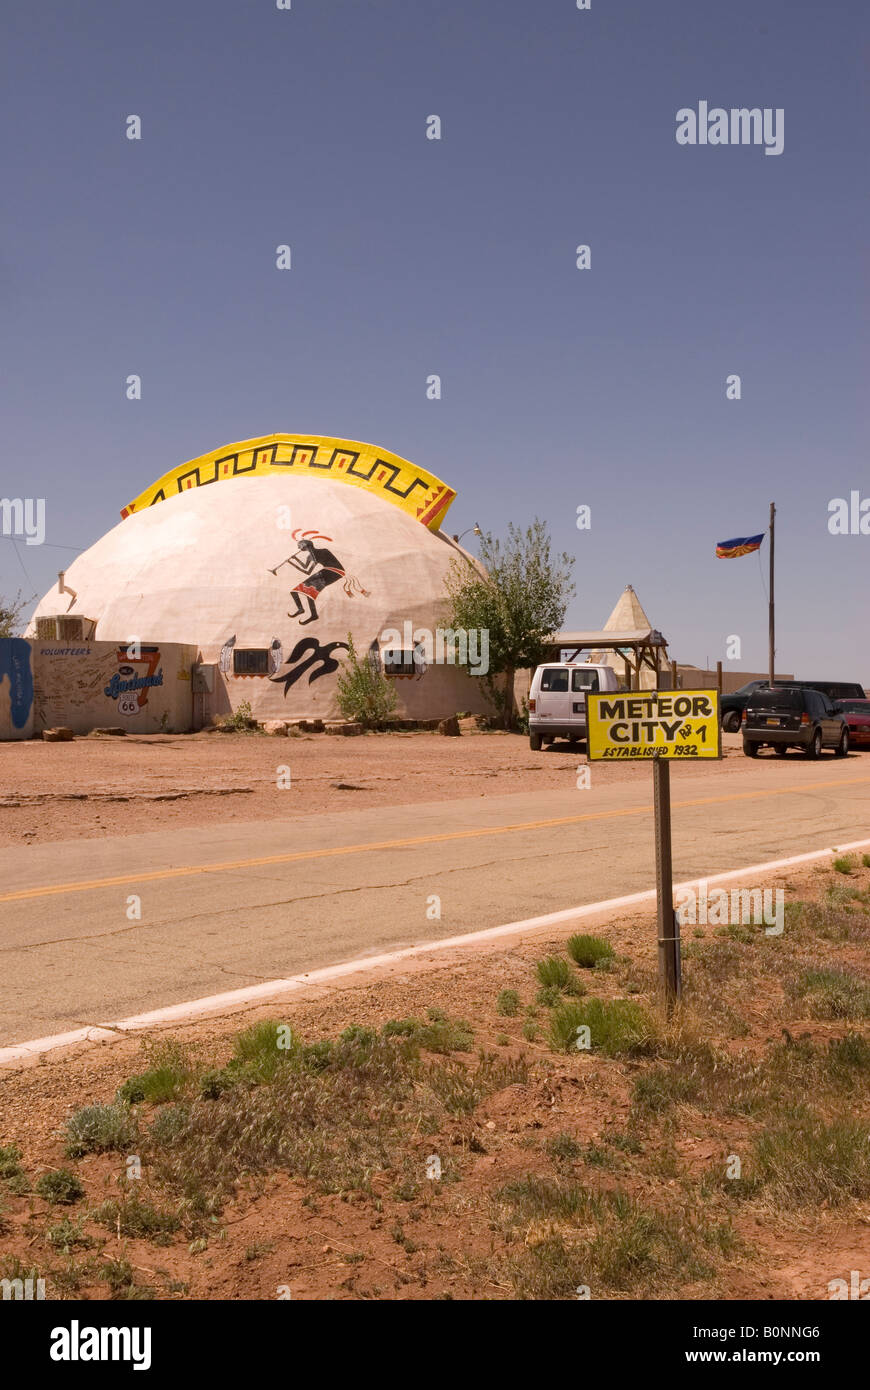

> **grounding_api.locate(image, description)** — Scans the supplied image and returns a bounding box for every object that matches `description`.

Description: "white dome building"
[28,434,491,727]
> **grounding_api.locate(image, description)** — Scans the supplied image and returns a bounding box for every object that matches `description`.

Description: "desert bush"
[335,634,397,728]
[567,935,614,969]
[36,1169,84,1205]
[65,1104,135,1157]
[496,990,520,1017]
[549,998,657,1056]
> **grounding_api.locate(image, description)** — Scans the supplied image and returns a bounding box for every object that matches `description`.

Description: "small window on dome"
[383,650,418,676]
[233,648,270,675]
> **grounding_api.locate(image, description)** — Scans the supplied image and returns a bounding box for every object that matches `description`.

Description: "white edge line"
[3,836,870,1066]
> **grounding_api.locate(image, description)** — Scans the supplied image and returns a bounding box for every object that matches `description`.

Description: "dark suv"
[720,680,771,732]
[722,679,866,732]
[742,687,849,759]
[794,681,866,702]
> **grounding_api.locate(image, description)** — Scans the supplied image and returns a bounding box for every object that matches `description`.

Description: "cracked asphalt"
[2,754,869,1045]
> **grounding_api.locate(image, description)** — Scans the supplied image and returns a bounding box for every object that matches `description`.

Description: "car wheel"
[742,740,758,757]
[774,745,788,757]
[722,711,741,733]
[835,728,849,757]
[804,729,822,759]
[529,732,542,751]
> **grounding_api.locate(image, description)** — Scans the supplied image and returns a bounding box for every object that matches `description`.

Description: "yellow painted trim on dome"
[120,434,456,531]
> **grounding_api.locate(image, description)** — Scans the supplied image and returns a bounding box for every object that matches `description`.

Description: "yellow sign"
[586,689,722,761]
[120,434,457,532]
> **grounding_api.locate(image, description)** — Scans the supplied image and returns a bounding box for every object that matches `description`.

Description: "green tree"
[445,520,575,729]
[335,634,397,728]
[0,590,33,638]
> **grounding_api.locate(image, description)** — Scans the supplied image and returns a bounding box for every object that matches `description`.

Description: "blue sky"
[1,0,866,679]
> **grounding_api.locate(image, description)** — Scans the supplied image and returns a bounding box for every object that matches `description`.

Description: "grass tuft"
[567,935,615,969]
[536,956,574,990]
[750,1113,870,1206]
[549,997,657,1056]
[496,990,520,1017]
[787,968,870,1020]
[91,1194,181,1242]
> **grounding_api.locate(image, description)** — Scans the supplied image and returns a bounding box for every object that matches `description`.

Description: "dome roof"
[30,470,467,656]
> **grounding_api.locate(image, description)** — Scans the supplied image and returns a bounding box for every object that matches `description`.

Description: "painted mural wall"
[30,640,197,735]
[0,638,35,740]
[206,642,491,725]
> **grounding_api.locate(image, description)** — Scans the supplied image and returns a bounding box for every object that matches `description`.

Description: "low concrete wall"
[197,658,493,727]
[676,667,794,693]
[0,638,34,740]
[30,640,197,735]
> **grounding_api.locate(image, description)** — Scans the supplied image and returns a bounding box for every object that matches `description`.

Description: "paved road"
[2,757,869,1044]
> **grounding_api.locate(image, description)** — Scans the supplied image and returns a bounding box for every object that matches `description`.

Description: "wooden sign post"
[586,689,722,1010]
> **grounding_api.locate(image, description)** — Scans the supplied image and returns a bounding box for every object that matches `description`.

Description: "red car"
[834,698,870,747]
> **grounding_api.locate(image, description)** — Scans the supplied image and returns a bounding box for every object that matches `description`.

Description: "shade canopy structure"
[542,628,668,690]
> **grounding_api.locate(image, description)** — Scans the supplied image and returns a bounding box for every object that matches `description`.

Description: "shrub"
[827,1032,870,1070]
[118,1067,188,1106]
[301,1041,334,1071]
[149,1105,191,1147]
[381,1015,473,1053]
[549,998,657,1056]
[65,1104,135,1158]
[0,1144,23,1180]
[117,1038,195,1106]
[220,700,257,732]
[46,1216,93,1251]
[335,634,397,728]
[567,935,615,968]
[229,1018,299,1081]
[36,1169,84,1205]
[536,957,572,990]
[496,990,520,1017]
[199,1068,235,1100]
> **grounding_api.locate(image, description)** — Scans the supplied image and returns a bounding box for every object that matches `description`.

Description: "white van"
[528,661,621,750]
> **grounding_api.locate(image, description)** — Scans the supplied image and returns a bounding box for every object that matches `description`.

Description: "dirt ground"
[1,856,868,1301]
[0,727,756,848]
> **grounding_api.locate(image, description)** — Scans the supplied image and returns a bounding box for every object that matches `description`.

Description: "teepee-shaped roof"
[603,584,652,633]
[588,585,659,687]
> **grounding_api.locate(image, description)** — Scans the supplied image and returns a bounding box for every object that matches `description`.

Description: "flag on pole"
[716,533,764,559]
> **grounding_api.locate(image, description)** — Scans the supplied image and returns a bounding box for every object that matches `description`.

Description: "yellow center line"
[2,772,868,905]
